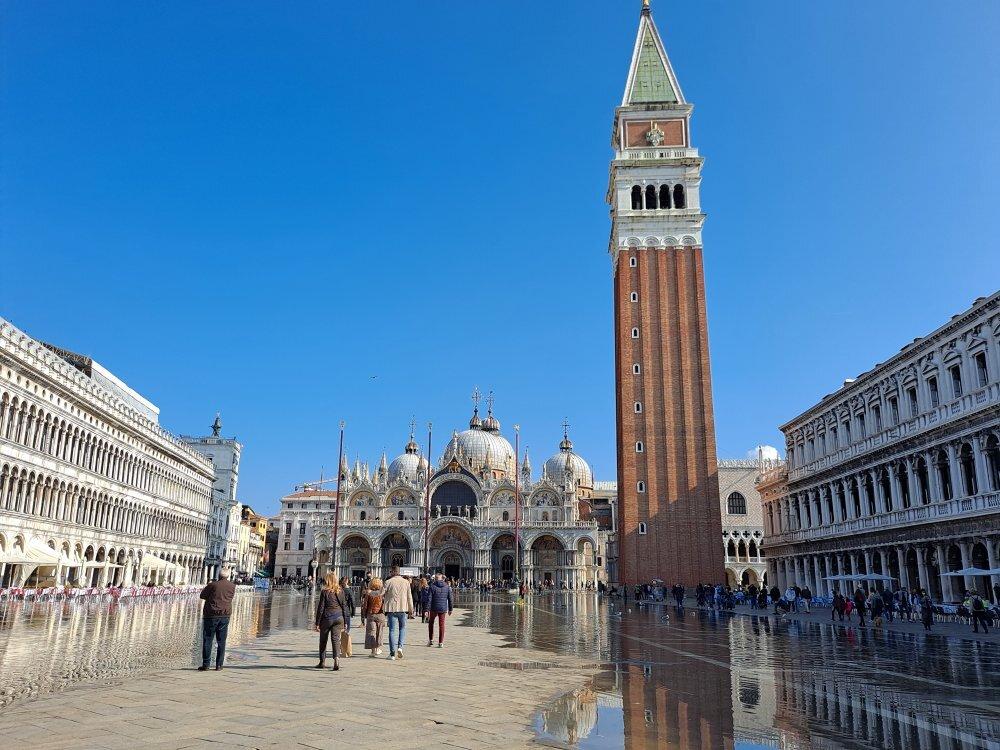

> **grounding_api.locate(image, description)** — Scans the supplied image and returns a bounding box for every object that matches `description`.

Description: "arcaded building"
[0,317,214,588]
[760,291,1000,601]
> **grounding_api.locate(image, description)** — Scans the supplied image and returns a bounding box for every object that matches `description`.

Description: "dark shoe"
[197,665,209,672]
[315,662,326,669]
[215,666,224,671]
[332,664,340,671]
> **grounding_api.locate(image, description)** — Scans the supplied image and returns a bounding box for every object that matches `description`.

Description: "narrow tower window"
[673,184,686,209]
[635,441,644,452]
[634,401,642,413]
[636,481,646,493]
[632,363,641,374]
[644,185,657,209]
[659,184,672,209]
[630,292,638,302]
[631,328,639,339]
[629,256,637,268]
[638,522,647,535]
[630,185,643,210]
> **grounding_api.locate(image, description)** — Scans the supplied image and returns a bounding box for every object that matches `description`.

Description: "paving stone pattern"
[0,615,599,749]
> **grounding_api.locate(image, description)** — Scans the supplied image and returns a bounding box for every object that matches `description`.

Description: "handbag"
[340,627,352,658]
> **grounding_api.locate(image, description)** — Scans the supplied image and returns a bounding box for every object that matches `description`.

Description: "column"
[819,488,830,526]
[926,449,943,502]
[959,540,975,595]
[947,443,962,500]
[915,545,930,594]
[823,555,834,596]
[811,555,822,594]
[972,434,989,495]
[895,547,909,590]
[795,496,804,530]
[905,459,919,508]
[987,540,999,602]
[871,470,886,515]
[935,543,953,601]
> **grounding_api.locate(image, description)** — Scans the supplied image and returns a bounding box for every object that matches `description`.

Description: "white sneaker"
[437,643,443,648]
[387,653,395,660]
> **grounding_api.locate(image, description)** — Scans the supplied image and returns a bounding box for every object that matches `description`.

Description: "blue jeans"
[387,612,407,655]
[202,616,230,668]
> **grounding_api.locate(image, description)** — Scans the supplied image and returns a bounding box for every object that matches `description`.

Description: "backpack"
[972,595,985,612]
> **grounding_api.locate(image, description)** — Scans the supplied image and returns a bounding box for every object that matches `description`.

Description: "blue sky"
[2,2,998,515]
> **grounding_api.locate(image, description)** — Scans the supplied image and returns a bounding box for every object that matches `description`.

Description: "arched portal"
[531,535,565,587]
[380,533,410,571]
[491,533,520,581]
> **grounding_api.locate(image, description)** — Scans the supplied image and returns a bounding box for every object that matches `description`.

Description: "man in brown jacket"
[199,567,237,671]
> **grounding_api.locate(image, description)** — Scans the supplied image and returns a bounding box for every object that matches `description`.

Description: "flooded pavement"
[463,593,1000,749]
[0,589,315,708]
[2,590,999,748]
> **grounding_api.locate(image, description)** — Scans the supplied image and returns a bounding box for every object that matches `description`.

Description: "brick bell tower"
[609,0,723,587]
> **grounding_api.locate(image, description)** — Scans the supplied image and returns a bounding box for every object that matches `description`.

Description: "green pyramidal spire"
[623,4,683,106]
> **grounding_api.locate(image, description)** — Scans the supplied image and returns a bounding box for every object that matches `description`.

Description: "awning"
[139,556,171,571]
[942,566,994,577]
[0,539,62,566]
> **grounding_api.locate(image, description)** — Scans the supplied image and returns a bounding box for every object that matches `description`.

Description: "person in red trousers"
[426,574,453,648]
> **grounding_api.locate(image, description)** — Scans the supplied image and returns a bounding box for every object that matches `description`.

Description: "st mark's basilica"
[273,396,606,587]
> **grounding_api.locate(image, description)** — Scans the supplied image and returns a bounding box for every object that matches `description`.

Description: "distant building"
[760,292,1000,601]
[180,416,242,579]
[0,316,213,587]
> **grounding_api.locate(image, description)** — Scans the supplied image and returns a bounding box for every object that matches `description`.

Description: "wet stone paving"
[0,590,998,748]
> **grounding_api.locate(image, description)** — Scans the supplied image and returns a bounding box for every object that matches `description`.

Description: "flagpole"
[423,422,433,576]
[514,423,521,591]
[332,421,345,583]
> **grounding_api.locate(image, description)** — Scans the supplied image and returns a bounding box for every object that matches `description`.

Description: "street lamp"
[331,421,345,586]
[513,424,521,594]
[423,421,433,576]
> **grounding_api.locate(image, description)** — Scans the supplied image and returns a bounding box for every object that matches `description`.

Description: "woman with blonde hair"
[362,577,387,657]
[314,572,350,670]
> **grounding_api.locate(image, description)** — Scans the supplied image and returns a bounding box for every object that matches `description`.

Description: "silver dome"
[543,430,593,488]
[388,453,421,483]
[446,428,516,476]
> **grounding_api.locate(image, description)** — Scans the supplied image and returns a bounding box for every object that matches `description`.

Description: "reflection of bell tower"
[610,1,723,586]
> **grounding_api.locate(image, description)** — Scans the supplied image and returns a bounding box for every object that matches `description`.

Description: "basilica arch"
[429,523,474,580]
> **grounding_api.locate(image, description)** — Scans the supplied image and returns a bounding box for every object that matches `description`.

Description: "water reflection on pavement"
[0,589,315,707]
[463,593,1000,750]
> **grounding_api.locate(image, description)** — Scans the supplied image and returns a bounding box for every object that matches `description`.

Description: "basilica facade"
[273,403,606,587]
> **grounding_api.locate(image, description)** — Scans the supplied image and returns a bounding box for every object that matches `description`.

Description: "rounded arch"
[431,479,477,512]
[727,492,747,515]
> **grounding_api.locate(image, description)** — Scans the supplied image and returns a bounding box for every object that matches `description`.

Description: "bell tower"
[609,1,723,586]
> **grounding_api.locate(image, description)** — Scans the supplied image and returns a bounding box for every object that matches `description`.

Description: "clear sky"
[2,1,998,515]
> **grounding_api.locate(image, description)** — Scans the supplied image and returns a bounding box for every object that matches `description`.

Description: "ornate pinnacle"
[641,0,651,16]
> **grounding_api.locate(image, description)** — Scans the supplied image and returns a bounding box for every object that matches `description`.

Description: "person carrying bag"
[362,578,387,657]
[314,573,350,671]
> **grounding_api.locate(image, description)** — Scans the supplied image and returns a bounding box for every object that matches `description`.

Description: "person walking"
[970,590,990,635]
[920,589,934,631]
[852,588,867,627]
[801,585,813,614]
[338,576,357,630]
[314,573,350,671]
[426,574,454,648]
[362,577,387,657]
[832,591,846,622]
[419,577,431,623]
[382,566,414,660]
[199,567,237,671]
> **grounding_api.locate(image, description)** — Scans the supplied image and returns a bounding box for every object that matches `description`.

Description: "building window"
[629,257,637,268]
[359,511,366,520]
[727,492,747,515]
[857,413,866,438]
[638,522,647,535]
[949,364,963,398]
[281,567,287,576]
[631,328,639,338]
[645,184,658,209]
[397,511,405,520]
[635,441,644,452]
[630,185,642,209]
[659,184,672,209]
[888,396,899,425]
[928,376,940,407]
[296,567,302,576]
[630,292,638,302]
[673,184,686,209]
[297,541,304,551]
[633,363,641,374]
[634,402,642,413]
[287,503,294,509]
[299,522,306,535]
[502,511,509,522]
[872,405,882,432]
[284,522,291,535]
[843,420,851,443]
[283,541,290,550]
[975,351,989,387]
[636,481,646,493]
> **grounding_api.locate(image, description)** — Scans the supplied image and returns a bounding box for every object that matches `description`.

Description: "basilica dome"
[543,430,594,488]
[444,406,516,476]
[388,433,423,483]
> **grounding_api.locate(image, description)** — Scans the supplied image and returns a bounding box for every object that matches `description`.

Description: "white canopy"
[0,539,61,566]
[139,555,172,571]
[942,567,994,577]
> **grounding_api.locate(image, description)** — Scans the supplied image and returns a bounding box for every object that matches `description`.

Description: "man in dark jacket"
[426,574,453,648]
[199,567,237,671]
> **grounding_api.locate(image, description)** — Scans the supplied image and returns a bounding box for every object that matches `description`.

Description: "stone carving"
[645,124,665,146]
